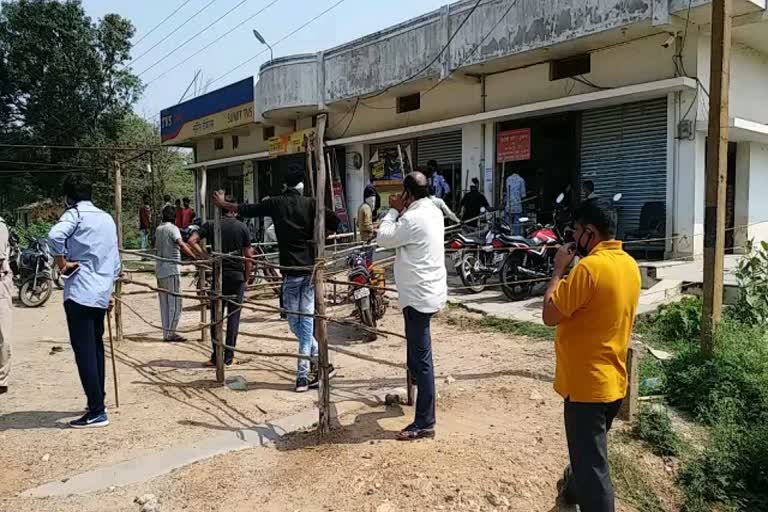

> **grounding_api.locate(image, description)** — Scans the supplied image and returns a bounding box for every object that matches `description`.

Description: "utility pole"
[701,0,732,357]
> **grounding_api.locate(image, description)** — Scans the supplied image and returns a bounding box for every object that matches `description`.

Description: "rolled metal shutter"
[417,131,462,168]
[581,98,668,238]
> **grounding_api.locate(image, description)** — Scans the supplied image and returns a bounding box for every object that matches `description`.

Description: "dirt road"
[0,274,671,511]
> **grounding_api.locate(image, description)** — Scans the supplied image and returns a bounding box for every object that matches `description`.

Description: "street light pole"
[252,29,274,63]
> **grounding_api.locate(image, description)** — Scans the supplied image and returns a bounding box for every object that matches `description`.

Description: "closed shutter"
[417,131,462,168]
[581,98,668,238]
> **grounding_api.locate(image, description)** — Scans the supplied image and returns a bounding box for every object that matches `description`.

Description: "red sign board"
[496,129,531,162]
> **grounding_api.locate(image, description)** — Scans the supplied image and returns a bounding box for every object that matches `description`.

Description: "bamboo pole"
[213,205,225,383]
[106,311,120,408]
[314,114,331,435]
[112,160,124,344]
[200,168,209,344]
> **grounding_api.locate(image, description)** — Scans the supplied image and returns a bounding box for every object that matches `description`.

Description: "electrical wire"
[337,98,360,138]
[0,159,93,168]
[0,143,156,152]
[132,0,195,48]
[138,0,254,77]
[362,0,483,104]
[421,0,520,98]
[144,0,283,87]
[126,0,223,68]
[206,0,348,88]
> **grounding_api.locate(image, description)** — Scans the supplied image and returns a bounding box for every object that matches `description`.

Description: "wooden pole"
[112,160,124,344]
[314,114,332,435]
[618,346,639,422]
[701,0,732,357]
[213,205,225,383]
[106,311,120,409]
[199,168,209,344]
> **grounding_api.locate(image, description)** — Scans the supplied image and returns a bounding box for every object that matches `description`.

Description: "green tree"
[0,0,143,212]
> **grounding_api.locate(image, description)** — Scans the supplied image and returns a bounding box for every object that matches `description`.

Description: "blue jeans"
[505,211,522,236]
[139,229,149,251]
[282,275,318,379]
[404,306,436,429]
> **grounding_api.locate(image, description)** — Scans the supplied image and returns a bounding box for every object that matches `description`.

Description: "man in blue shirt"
[426,160,450,200]
[49,174,121,429]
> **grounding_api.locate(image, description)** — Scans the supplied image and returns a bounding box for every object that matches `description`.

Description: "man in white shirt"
[377,172,447,441]
[0,216,12,395]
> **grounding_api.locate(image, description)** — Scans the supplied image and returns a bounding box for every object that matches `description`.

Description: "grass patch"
[633,405,684,457]
[610,443,669,512]
[639,356,667,396]
[444,310,554,340]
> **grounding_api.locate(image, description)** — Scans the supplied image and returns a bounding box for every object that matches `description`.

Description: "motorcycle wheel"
[458,253,487,294]
[52,267,65,289]
[501,254,533,301]
[357,296,377,325]
[20,277,53,307]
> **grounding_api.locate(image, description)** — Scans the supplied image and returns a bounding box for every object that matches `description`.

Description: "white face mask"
[364,196,376,209]
[293,182,305,194]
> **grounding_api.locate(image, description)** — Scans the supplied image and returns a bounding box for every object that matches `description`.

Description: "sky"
[81,0,449,122]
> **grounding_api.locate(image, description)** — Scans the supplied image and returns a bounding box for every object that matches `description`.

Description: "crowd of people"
[0,163,641,512]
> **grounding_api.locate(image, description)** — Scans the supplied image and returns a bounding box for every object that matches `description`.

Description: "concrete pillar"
[345,143,366,218]
[734,142,751,250]
[461,123,483,191]
[483,122,496,206]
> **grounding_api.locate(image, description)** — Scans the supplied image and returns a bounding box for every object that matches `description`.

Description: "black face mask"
[576,229,594,257]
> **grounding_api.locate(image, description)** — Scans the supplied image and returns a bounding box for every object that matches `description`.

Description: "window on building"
[550,54,591,81]
[397,93,421,114]
[232,135,239,149]
[214,137,224,150]
[263,126,275,140]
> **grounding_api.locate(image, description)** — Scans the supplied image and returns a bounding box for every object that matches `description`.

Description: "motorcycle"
[500,193,622,301]
[347,247,387,335]
[9,233,56,307]
[446,210,514,294]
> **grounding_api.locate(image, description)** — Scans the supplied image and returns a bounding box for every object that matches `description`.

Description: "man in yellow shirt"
[542,201,641,512]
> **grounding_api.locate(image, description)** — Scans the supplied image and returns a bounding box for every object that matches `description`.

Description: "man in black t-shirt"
[213,167,340,392]
[188,199,254,366]
[460,178,490,228]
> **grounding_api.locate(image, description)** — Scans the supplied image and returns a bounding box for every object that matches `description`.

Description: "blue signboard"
[160,77,254,145]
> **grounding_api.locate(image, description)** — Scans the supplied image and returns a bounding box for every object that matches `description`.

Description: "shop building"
[161,0,768,256]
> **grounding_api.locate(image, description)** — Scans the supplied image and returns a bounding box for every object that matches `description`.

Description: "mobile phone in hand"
[61,264,81,279]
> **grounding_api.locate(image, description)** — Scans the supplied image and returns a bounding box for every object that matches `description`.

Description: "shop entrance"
[495,113,580,225]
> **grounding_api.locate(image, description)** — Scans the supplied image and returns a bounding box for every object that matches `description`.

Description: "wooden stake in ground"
[106,311,120,408]
[702,0,732,357]
[213,206,225,383]
[313,114,332,435]
[112,160,124,344]
[199,168,209,343]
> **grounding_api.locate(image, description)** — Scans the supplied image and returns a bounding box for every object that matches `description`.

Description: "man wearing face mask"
[377,171,447,441]
[542,201,641,512]
[358,187,377,241]
[212,166,340,392]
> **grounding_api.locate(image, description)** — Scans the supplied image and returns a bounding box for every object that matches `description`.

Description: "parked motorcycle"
[9,233,55,307]
[347,247,387,334]
[499,193,622,301]
[447,210,514,294]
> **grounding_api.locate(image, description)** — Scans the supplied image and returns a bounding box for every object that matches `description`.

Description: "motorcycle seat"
[498,234,533,246]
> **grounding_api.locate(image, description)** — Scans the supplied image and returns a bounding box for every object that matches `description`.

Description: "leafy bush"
[732,240,768,325]
[665,321,768,426]
[638,296,702,351]
[633,405,683,457]
[15,221,54,242]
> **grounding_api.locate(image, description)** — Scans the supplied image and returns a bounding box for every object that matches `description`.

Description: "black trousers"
[64,300,107,415]
[210,278,245,365]
[403,306,436,429]
[563,398,623,512]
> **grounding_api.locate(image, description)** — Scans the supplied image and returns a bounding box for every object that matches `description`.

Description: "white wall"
[461,123,483,187]
[745,142,768,243]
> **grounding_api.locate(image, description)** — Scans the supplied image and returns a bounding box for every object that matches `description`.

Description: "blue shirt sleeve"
[48,209,78,256]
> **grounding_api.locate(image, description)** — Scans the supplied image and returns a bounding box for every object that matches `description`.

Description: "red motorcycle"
[499,221,561,301]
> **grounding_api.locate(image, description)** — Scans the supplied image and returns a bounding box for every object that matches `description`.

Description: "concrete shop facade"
[161,0,768,256]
